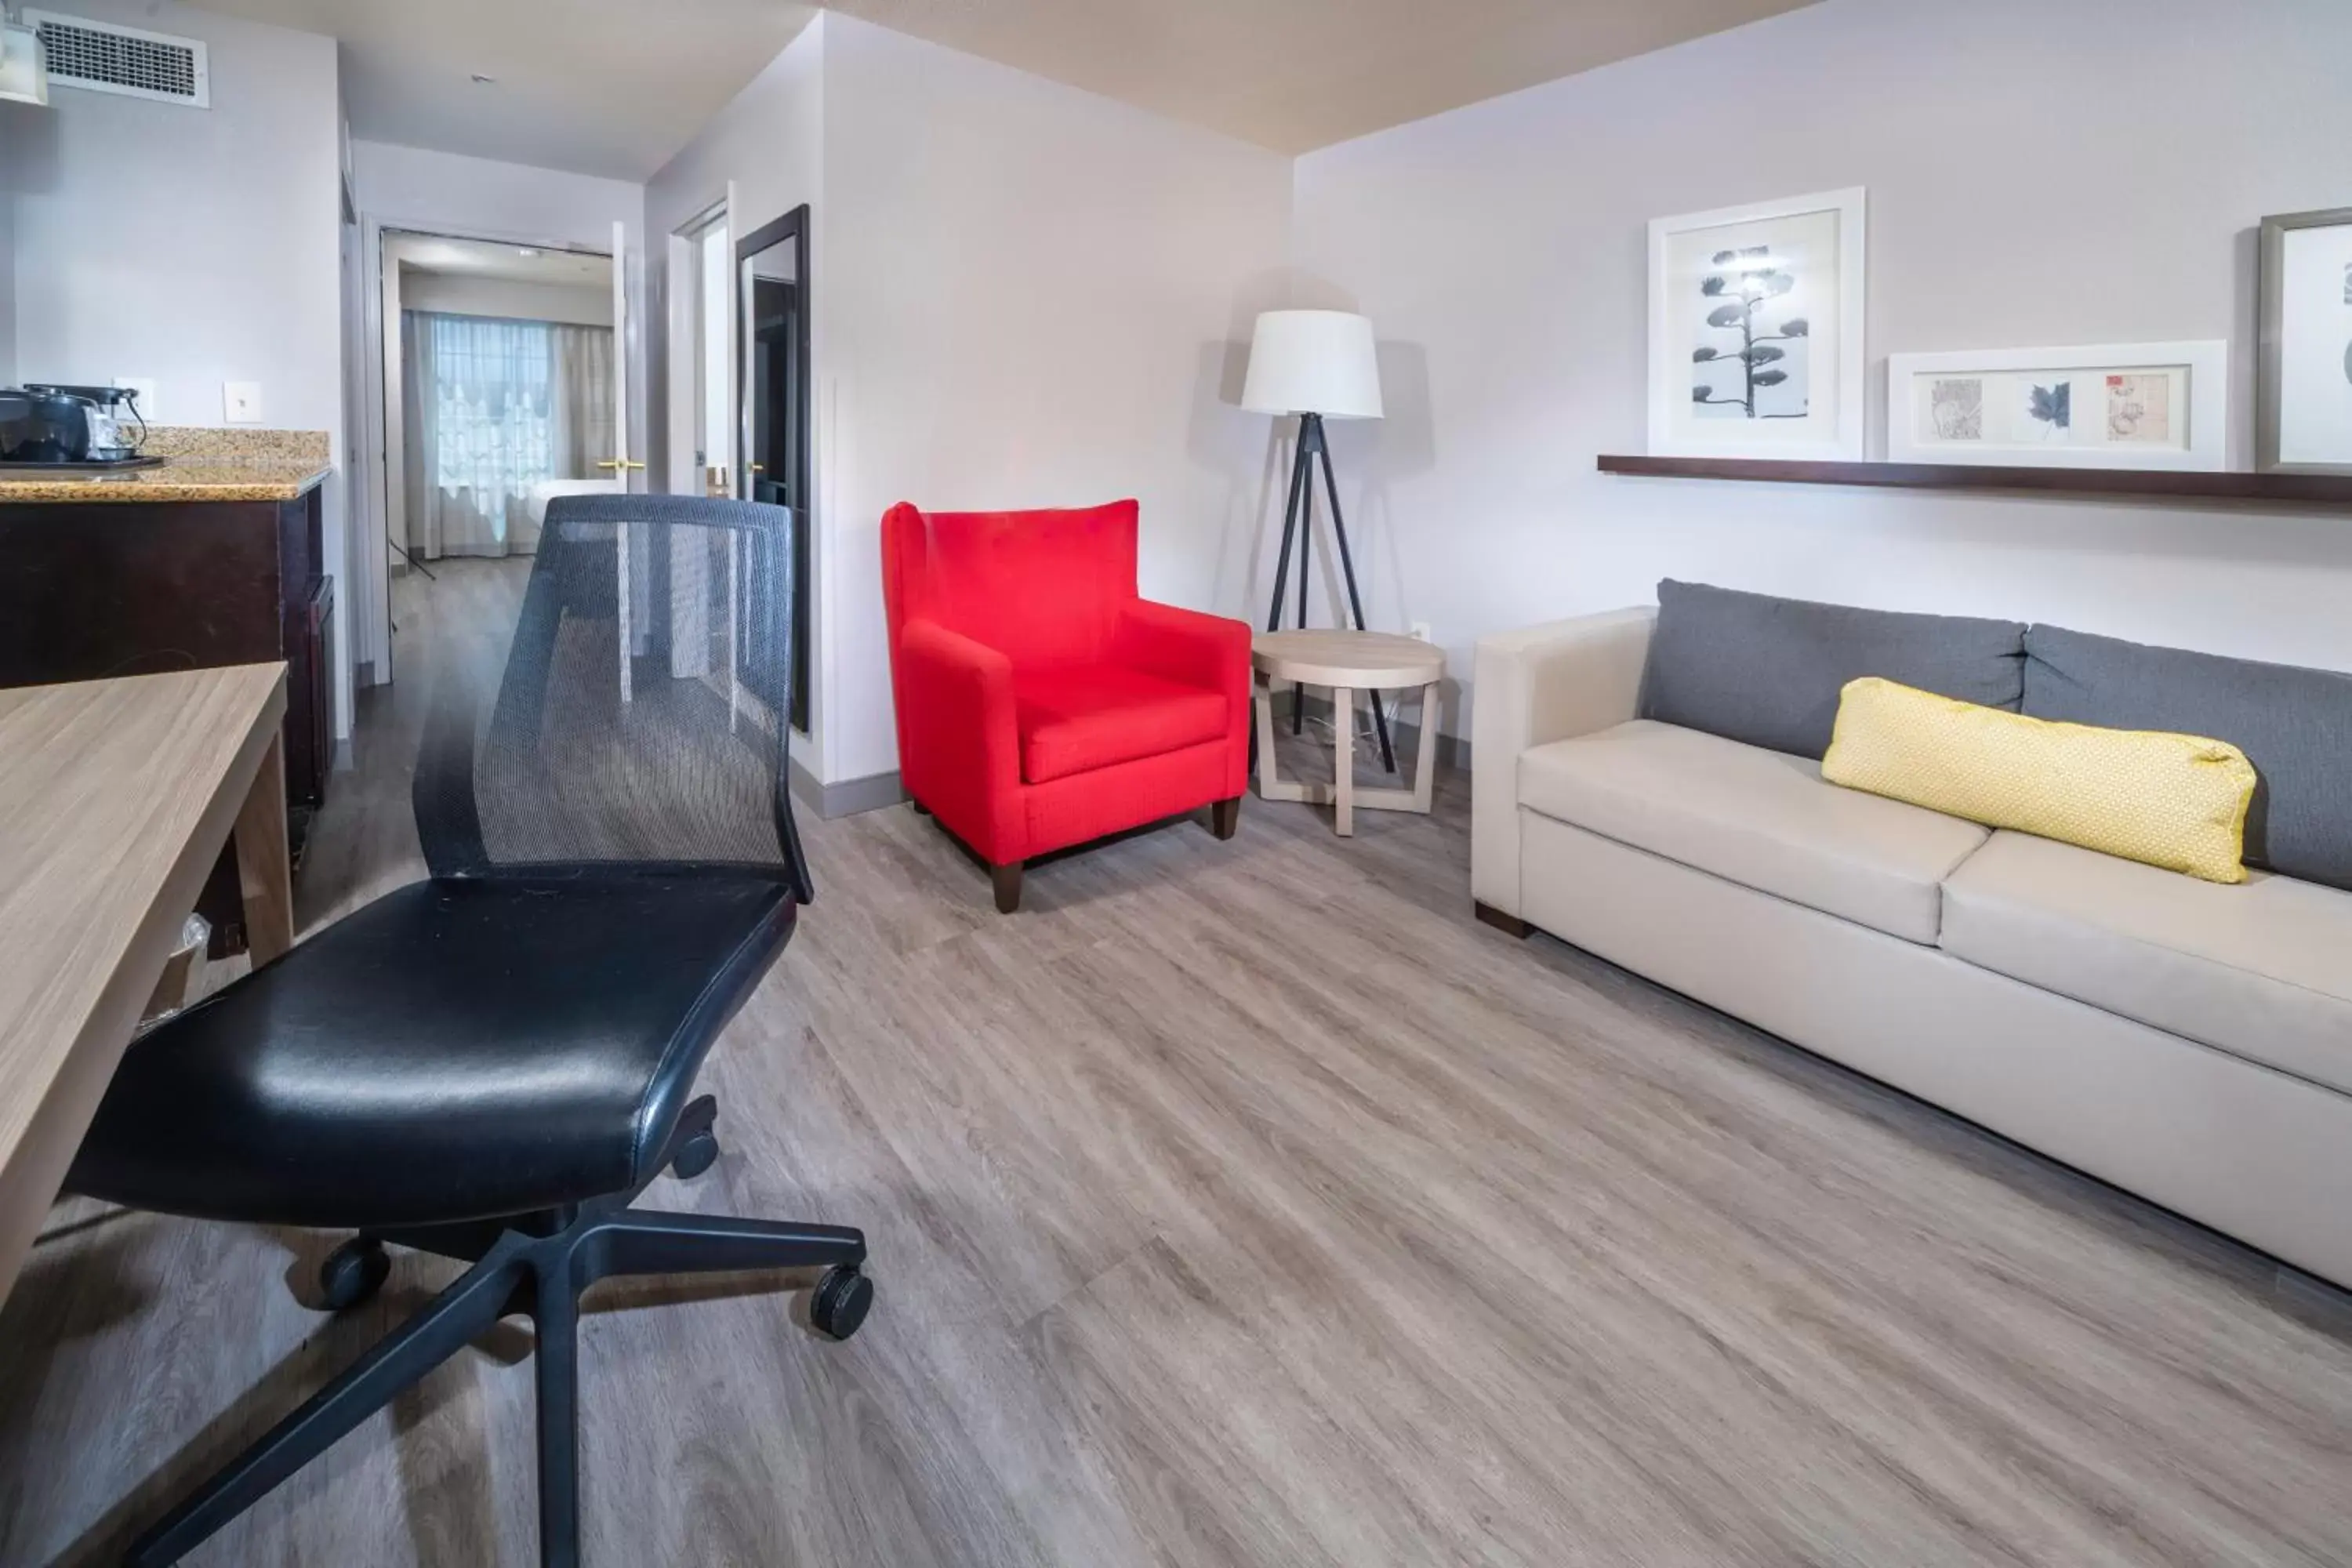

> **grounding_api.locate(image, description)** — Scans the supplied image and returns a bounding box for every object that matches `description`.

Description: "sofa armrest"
[1110,599,1252,702]
[1471,608,1657,919]
[895,619,1025,862]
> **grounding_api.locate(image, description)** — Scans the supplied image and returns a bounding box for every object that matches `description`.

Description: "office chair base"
[667,1093,720,1180]
[126,1193,869,1568]
[316,1236,390,1310]
[810,1265,873,1340]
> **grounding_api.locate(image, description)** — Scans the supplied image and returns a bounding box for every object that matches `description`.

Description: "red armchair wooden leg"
[992,862,1025,914]
[1210,796,1241,840]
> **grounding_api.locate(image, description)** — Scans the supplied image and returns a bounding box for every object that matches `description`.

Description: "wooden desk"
[0,665,292,1304]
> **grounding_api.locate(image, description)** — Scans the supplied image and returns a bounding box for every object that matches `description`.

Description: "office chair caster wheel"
[810,1266,873,1341]
[670,1131,720,1181]
[318,1237,390,1312]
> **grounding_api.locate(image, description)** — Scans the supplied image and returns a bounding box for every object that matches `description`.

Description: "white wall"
[0,158,15,384]
[348,139,647,681]
[1291,0,2352,741]
[819,16,1292,784]
[400,272,610,327]
[2,0,350,736]
[646,13,1294,787]
[645,17,826,760]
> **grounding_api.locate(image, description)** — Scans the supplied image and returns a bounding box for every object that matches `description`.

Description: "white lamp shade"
[0,20,49,107]
[1241,310,1383,419]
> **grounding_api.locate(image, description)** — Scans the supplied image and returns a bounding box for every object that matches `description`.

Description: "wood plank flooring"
[2,559,2347,1566]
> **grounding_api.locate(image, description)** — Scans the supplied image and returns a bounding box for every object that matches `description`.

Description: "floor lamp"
[1243,310,1396,772]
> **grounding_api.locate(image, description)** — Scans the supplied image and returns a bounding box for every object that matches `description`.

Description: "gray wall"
[1292,0,2352,739]
[0,134,14,386]
[7,0,340,430]
[3,0,348,735]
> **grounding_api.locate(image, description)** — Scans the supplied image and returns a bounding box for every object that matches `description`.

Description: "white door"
[608,219,641,698]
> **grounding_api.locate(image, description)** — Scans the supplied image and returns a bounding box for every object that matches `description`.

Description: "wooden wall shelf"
[1596,454,2352,506]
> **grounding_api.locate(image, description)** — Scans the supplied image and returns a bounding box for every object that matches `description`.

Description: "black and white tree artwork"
[1690,246,1809,419]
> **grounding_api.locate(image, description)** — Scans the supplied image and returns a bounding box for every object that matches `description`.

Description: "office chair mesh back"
[416,493,815,903]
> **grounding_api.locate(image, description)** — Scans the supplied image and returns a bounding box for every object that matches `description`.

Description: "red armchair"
[881,499,1252,911]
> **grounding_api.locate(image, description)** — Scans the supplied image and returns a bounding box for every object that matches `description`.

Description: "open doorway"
[379,232,619,688]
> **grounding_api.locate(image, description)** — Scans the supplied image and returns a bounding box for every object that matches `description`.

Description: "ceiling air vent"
[24,10,208,107]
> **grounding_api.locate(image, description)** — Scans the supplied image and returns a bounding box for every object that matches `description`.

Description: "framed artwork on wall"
[1886,341,2227,470]
[1647,187,1866,461]
[2259,207,2352,475]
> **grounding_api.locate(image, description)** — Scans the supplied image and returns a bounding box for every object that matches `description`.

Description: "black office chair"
[65,495,869,1568]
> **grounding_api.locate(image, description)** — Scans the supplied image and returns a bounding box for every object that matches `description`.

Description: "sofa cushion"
[2023,625,2352,892]
[1942,830,2352,1096]
[1014,664,1227,784]
[1823,677,2257,884]
[1638,579,2027,761]
[1517,720,1989,943]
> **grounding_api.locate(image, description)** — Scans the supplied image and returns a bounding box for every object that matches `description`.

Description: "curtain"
[404,311,615,560]
[551,324,615,485]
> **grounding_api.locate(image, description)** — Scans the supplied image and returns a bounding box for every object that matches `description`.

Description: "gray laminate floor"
[3,559,2348,1566]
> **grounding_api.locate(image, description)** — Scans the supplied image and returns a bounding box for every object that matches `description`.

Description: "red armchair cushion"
[1016,665,1229,784]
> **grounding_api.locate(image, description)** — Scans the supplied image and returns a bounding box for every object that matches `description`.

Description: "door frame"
[353,213,626,688]
[735,205,813,735]
[664,193,735,499]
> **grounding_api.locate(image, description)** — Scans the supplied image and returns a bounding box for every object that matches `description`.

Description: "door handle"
[596,459,648,471]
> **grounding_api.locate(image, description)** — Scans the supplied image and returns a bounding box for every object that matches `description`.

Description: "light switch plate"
[223,381,263,425]
[114,376,161,419]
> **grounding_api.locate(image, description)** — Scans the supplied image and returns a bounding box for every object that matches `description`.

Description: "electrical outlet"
[114,376,161,419]
[223,382,264,425]
[1409,621,1433,643]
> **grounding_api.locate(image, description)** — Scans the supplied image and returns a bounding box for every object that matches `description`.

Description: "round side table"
[1251,630,1446,837]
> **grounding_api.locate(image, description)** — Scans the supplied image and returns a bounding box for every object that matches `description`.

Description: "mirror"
[736,205,811,733]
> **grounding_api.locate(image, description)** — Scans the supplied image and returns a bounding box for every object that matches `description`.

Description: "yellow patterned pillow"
[1821,677,2256,884]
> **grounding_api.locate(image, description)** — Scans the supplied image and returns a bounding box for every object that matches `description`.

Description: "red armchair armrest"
[895,619,1025,860]
[1109,600,1253,699]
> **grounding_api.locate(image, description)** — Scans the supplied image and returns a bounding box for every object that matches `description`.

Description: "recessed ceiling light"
[518,248,539,257]
[470,72,497,84]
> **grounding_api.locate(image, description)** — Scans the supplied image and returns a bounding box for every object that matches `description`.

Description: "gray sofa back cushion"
[1638,580,2027,760]
[2024,625,2352,891]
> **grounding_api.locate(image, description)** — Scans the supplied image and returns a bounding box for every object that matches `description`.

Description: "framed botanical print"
[1886,341,2227,470]
[1647,187,1866,460]
[2259,207,2352,475]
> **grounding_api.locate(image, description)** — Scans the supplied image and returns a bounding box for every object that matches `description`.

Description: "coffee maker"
[0,383,154,467]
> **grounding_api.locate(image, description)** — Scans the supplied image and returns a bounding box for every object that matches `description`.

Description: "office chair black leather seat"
[65,496,866,1568]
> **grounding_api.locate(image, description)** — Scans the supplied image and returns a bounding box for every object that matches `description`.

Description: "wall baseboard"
[788,754,907,819]
[779,694,1465,826]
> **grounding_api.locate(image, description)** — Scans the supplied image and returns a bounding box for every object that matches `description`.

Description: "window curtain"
[551,323,616,485]
[404,311,615,560]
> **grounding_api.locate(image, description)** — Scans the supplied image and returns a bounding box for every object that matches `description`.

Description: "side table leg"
[1411,681,1439,815]
[1254,674,1280,797]
[1332,685,1355,837]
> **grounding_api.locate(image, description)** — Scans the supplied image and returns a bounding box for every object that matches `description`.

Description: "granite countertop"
[0,426,332,503]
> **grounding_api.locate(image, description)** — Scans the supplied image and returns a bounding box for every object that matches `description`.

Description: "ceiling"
[389,234,613,287]
[832,0,1813,154]
[183,0,818,180]
[181,0,1806,178]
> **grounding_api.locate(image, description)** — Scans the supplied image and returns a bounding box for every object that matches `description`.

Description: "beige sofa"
[1472,608,2352,1290]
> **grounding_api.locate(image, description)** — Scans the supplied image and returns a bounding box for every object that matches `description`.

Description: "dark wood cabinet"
[0,482,334,948]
